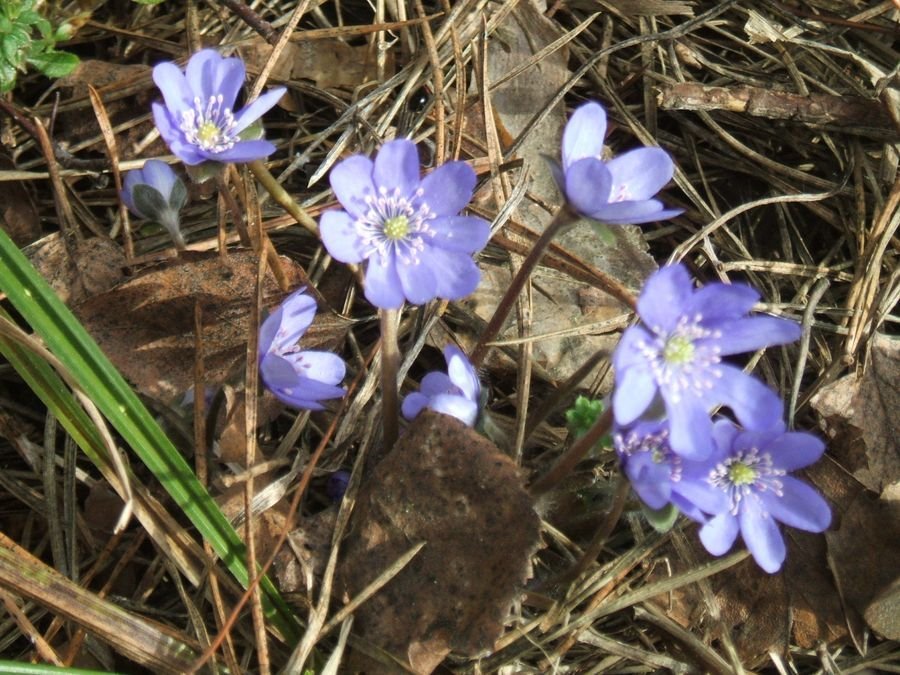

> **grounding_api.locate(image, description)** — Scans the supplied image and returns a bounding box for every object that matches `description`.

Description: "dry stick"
[216,0,277,43]
[87,84,136,259]
[380,308,401,450]
[535,478,630,667]
[188,345,378,672]
[469,205,580,368]
[414,0,445,164]
[215,173,252,247]
[244,256,270,675]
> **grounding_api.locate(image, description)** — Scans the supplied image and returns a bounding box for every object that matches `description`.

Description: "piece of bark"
[657,83,895,135]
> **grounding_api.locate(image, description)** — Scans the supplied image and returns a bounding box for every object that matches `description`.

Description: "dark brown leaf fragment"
[339,411,541,674]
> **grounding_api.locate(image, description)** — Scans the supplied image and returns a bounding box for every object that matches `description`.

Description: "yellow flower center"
[383,215,410,240]
[663,335,694,364]
[197,120,222,146]
[728,462,757,486]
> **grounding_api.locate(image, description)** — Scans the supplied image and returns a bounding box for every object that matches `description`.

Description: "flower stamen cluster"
[151,49,285,166]
[356,187,437,265]
[709,447,785,515]
[180,94,238,153]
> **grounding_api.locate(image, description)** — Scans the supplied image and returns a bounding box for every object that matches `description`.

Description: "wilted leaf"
[27,234,127,304]
[0,153,40,246]
[73,251,350,403]
[339,411,541,673]
[459,0,656,383]
[56,60,162,160]
[238,39,389,96]
[811,334,900,493]
[826,489,900,639]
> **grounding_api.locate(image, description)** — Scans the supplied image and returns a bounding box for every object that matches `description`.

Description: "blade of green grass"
[0,228,299,642]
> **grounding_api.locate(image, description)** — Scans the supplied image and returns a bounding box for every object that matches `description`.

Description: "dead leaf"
[57,60,163,161]
[27,235,127,305]
[826,489,900,639]
[0,153,41,246]
[811,334,900,493]
[461,0,656,384]
[238,39,390,95]
[73,251,350,403]
[339,411,541,673]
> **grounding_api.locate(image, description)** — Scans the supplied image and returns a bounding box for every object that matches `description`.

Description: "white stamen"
[354,186,437,265]
[180,94,239,153]
[636,313,723,402]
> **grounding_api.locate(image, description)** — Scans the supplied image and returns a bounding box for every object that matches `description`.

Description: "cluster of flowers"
[119,49,286,245]
[611,264,830,572]
[129,49,829,573]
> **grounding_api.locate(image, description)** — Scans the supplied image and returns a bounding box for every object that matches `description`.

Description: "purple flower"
[401,345,481,426]
[614,419,716,523]
[558,101,681,224]
[692,419,831,573]
[326,470,351,501]
[152,49,286,166]
[259,288,346,410]
[320,139,491,309]
[121,159,187,248]
[612,264,801,460]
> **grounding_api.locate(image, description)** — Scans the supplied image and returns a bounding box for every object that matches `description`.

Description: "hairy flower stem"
[248,160,319,236]
[380,308,401,450]
[469,206,580,368]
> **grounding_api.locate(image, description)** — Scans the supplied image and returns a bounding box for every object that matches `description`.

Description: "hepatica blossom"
[121,159,187,247]
[558,101,682,225]
[320,139,491,309]
[614,419,713,523]
[402,345,481,427]
[692,419,831,573]
[152,49,286,166]
[259,288,346,410]
[612,264,801,460]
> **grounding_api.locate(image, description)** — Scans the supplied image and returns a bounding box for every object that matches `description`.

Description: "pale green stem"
[248,160,319,235]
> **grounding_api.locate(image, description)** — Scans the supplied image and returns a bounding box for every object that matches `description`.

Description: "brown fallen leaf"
[57,60,164,161]
[238,39,390,95]
[27,235,127,305]
[826,489,900,640]
[460,0,656,384]
[811,334,900,493]
[338,411,541,674]
[0,152,41,246]
[73,251,350,403]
